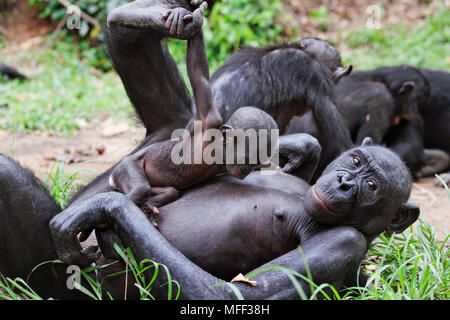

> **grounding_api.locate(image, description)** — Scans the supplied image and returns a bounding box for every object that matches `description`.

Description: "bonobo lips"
[311,185,345,217]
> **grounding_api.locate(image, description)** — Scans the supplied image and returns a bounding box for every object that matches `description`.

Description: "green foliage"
[343,6,450,70]
[29,0,128,38]
[44,161,85,208]
[0,38,132,134]
[310,4,329,32]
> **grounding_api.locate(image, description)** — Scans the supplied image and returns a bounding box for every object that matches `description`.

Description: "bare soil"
[0,119,448,241]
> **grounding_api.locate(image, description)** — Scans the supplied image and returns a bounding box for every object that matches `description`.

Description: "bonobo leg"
[435,172,450,188]
[50,192,367,299]
[277,133,321,183]
[105,0,204,135]
[0,155,83,299]
[72,0,204,204]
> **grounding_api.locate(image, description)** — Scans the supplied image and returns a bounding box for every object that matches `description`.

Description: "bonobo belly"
[156,172,309,280]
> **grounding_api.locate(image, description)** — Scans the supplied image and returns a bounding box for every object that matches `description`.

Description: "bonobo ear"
[386,203,420,234]
[333,64,353,84]
[361,137,373,146]
[398,81,415,96]
[220,124,235,144]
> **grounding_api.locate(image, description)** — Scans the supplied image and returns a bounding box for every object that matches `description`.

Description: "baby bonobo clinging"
[109,4,278,218]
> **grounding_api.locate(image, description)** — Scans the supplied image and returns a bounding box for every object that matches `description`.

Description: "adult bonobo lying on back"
[107,3,278,216]
[48,137,419,298]
[0,137,419,299]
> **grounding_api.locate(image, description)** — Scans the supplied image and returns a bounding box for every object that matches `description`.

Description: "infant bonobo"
[108,4,278,219]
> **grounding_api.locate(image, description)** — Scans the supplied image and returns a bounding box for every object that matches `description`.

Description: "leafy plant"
[343,5,450,70]
[168,0,287,75]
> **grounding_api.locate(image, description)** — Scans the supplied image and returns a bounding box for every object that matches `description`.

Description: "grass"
[341,5,450,70]
[0,38,133,135]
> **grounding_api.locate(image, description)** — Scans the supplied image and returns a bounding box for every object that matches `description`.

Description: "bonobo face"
[224,107,278,180]
[305,139,420,238]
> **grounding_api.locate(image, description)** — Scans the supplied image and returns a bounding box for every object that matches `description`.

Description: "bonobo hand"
[163,2,207,37]
[49,196,118,267]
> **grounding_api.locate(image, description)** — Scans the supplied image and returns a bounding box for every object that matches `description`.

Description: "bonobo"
[48,137,419,298]
[107,4,278,215]
[209,36,353,176]
[0,62,28,81]
[287,65,430,146]
[417,68,450,186]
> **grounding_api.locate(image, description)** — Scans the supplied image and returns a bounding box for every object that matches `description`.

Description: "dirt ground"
[0,119,448,241]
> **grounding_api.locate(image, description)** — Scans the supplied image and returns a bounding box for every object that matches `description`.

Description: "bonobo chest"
[157,172,313,280]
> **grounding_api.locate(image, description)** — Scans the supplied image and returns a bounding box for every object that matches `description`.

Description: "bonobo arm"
[50,192,367,299]
[164,3,220,124]
[277,133,321,183]
[187,25,220,123]
[313,97,353,175]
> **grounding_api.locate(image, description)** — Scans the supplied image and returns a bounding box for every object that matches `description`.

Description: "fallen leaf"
[230,273,258,287]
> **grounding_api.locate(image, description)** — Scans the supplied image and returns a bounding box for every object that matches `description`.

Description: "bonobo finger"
[170,11,179,34]
[152,207,160,215]
[165,12,175,30]
[79,228,93,242]
[163,9,172,20]
[183,14,193,22]
[177,11,185,36]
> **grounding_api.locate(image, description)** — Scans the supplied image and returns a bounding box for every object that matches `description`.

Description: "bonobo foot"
[141,187,180,227]
[163,2,207,37]
[434,172,450,188]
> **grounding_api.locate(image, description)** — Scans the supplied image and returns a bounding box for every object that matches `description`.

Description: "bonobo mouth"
[311,185,345,217]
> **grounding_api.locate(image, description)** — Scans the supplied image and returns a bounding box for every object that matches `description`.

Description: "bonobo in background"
[286,65,430,175]
[0,62,28,81]
[107,3,278,220]
[416,68,450,186]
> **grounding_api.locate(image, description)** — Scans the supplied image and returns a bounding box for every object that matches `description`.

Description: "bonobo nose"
[337,172,355,192]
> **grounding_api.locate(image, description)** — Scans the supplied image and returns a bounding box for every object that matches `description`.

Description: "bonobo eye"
[367,179,377,191]
[352,156,361,167]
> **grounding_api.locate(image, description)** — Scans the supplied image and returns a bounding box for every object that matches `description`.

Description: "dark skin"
[383,116,426,178]
[107,4,278,216]
[48,138,419,298]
